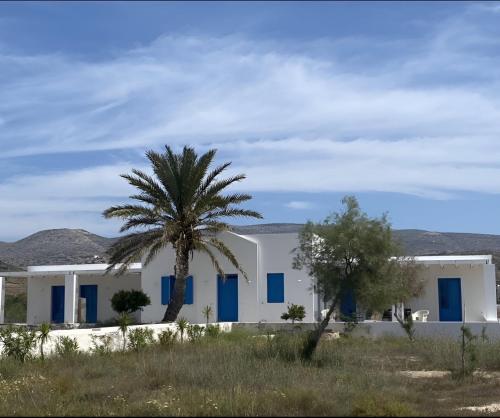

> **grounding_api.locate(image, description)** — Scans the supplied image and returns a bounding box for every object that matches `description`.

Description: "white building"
[0,227,497,325]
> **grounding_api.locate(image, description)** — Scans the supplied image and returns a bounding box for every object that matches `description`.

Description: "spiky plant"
[103,145,262,322]
[37,322,51,361]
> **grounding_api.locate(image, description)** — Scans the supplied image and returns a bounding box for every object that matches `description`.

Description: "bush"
[111,290,151,315]
[55,336,79,357]
[254,331,305,363]
[90,334,113,355]
[176,317,189,343]
[351,393,415,416]
[205,324,221,339]
[281,304,306,324]
[157,329,177,347]
[127,328,155,351]
[0,325,37,362]
[187,324,204,342]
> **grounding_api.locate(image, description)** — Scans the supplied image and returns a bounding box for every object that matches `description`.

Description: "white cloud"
[285,201,314,210]
[2,4,500,238]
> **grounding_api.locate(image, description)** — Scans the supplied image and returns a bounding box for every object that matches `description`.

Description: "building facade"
[0,229,497,325]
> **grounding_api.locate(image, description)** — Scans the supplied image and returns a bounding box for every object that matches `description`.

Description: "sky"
[2,1,500,241]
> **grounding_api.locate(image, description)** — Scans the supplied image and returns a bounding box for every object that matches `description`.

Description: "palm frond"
[205,237,249,281]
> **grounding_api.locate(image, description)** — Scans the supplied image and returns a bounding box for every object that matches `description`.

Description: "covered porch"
[0,263,142,326]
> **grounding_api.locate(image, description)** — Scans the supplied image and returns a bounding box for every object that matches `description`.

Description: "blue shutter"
[267,273,285,303]
[184,275,194,305]
[161,276,171,305]
[164,275,193,305]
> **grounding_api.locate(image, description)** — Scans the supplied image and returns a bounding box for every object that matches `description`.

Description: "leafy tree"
[293,195,424,360]
[281,304,306,324]
[111,289,151,315]
[103,145,262,322]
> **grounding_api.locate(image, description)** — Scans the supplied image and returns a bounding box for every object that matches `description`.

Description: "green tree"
[111,289,151,315]
[281,304,306,324]
[293,195,423,360]
[104,145,262,322]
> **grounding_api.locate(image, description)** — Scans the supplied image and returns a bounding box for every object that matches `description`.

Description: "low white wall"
[0,322,234,358]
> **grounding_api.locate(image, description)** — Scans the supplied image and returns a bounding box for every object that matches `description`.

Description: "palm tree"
[103,145,262,322]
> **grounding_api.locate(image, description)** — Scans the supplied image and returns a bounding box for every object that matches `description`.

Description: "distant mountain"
[1,225,500,269]
[0,229,116,267]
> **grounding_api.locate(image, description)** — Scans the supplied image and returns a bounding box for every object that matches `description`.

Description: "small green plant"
[205,324,221,339]
[116,313,131,351]
[187,324,204,342]
[176,317,189,343]
[37,323,52,361]
[202,305,213,325]
[280,304,306,324]
[0,325,38,362]
[54,336,79,357]
[127,327,155,351]
[158,328,177,348]
[453,325,477,380]
[90,334,113,355]
[111,289,151,315]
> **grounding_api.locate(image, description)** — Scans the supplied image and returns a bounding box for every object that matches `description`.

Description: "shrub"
[55,336,79,357]
[202,305,213,325]
[90,334,113,355]
[127,328,155,351]
[37,323,52,361]
[176,317,189,343]
[205,324,221,339]
[254,331,305,363]
[0,325,37,362]
[116,313,131,351]
[111,290,151,315]
[187,324,204,342]
[158,329,177,347]
[281,304,306,324]
[351,392,415,416]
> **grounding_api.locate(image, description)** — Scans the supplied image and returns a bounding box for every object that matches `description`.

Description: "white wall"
[27,273,141,325]
[140,231,259,324]
[407,263,497,322]
[252,233,316,323]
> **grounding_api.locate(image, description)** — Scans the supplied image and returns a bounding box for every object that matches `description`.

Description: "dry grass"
[1,330,500,416]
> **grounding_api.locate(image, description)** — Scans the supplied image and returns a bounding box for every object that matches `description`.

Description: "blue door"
[80,285,98,323]
[51,285,65,323]
[217,274,238,322]
[438,278,462,321]
[340,287,356,320]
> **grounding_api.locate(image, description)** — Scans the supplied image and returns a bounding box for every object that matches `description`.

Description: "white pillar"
[0,277,5,323]
[64,273,78,324]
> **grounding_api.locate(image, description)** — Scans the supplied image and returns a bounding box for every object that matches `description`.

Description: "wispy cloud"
[285,201,314,210]
[1,4,500,238]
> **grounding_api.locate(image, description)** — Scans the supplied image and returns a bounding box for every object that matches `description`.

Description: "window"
[267,273,285,303]
[161,275,194,305]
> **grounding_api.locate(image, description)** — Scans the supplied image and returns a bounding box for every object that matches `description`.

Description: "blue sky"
[2,1,500,240]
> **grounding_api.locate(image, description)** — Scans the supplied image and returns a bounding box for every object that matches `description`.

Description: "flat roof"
[0,263,142,278]
[413,255,492,264]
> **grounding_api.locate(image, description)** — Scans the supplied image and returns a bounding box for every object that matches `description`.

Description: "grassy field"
[1,329,500,416]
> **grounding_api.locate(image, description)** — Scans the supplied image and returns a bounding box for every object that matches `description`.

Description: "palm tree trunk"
[301,299,338,361]
[162,243,189,322]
